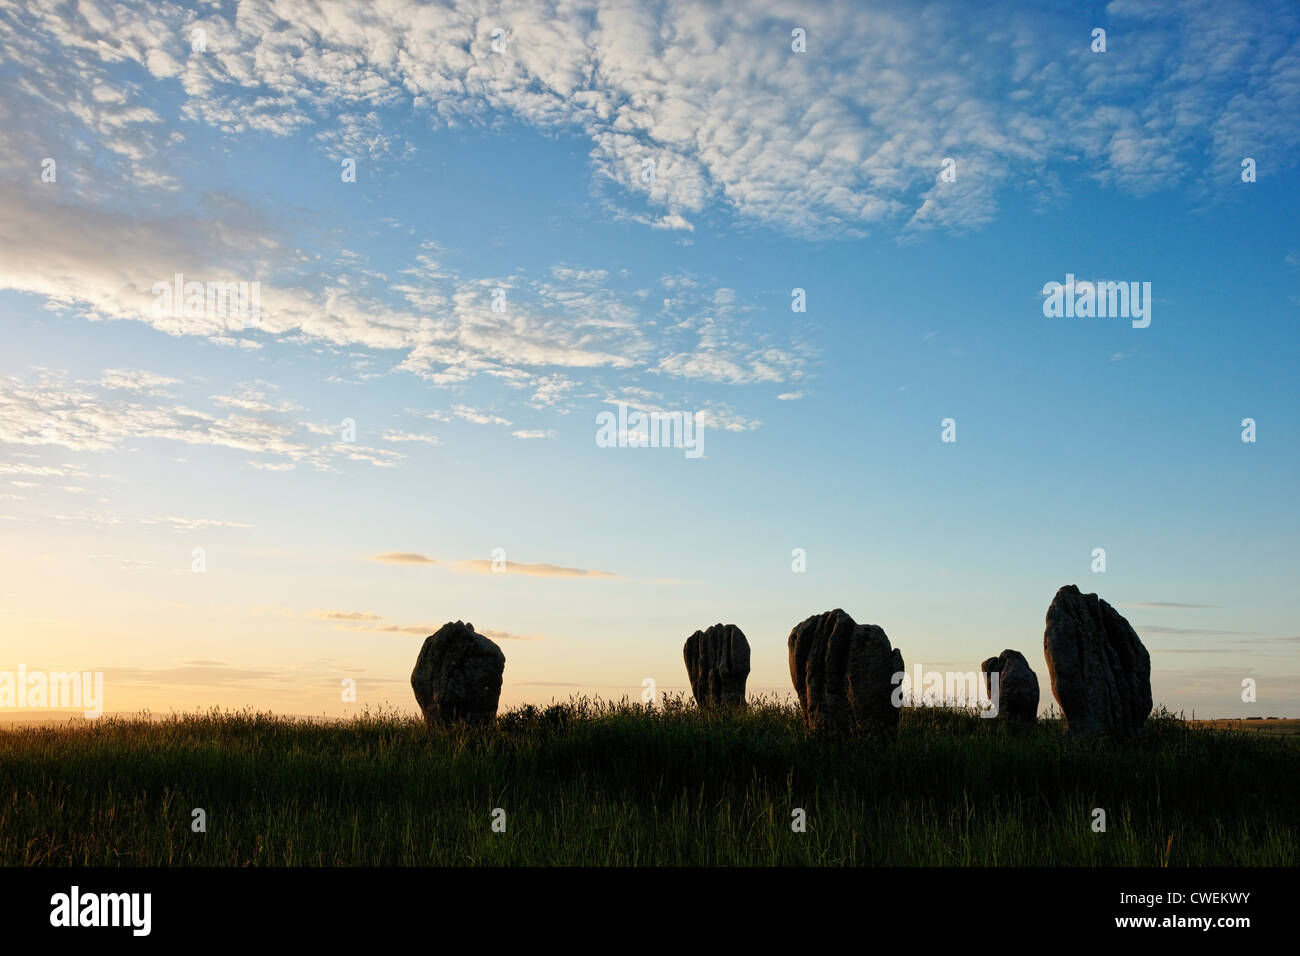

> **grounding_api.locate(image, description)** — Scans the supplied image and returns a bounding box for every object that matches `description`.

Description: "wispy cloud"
[455,560,617,579]
[370,552,438,565]
[333,618,544,641]
[138,516,254,533]
[381,430,441,445]
[0,371,404,472]
[99,369,180,396]
[1138,625,1260,637]
[481,628,545,642]
[369,552,614,578]
[1123,602,1219,609]
[451,405,511,426]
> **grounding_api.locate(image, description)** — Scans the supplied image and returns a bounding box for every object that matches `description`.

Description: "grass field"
[1187,718,1300,736]
[2,697,1296,866]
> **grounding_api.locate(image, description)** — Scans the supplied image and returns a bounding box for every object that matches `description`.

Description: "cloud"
[364,624,435,635]
[528,374,579,412]
[370,552,438,565]
[0,461,91,479]
[6,0,1279,417]
[212,384,303,415]
[1122,602,1219,609]
[98,369,181,396]
[481,628,544,642]
[4,0,1298,240]
[315,110,416,164]
[0,370,397,471]
[0,187,806,426]
[551,266,609,284]
[320,443,405,469]
[338,620,542,641]
[381,430,441,445]
[138,516,254,533]
[99,665,279,686]
[1137,625,1260,637]
[39,511,251,533]
[511,429,556,439]
[2,0,1294,462]
[696,405,761,432]
[312,610,383,622]
[370,551,614,579]
[451,405,511,426]
[454,559,616,579]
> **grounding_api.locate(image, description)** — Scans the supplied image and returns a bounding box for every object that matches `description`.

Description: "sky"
[0,0,1297,721]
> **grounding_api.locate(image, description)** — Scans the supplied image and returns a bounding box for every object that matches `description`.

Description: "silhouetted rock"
[1043,585,1152,737]
[980,649,1040,726]
[788,609,903,737]
[410,621,505,727]
[683,623,750,708]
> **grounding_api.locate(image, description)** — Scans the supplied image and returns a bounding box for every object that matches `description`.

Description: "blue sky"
[0,0,1297,719]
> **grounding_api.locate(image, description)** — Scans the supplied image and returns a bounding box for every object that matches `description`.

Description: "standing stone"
[1043,585,1152,737]
[980,649,1040,726]
[788,609,904,738]
[683,623,750,708]
[410,621,505,727]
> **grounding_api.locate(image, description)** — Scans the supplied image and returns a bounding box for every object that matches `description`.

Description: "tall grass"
[1,696,1295,865]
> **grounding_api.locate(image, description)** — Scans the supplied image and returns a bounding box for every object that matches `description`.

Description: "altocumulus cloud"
[4,0,1293,231]
[0,371,401,473]
[2,0,1292,427]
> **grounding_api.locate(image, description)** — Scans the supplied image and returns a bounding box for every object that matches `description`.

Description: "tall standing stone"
[788,609,904,738]
[1043,585,1152,737]
[683,623,751,708]
[411,621,505,727]
[980,649,1040,726]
